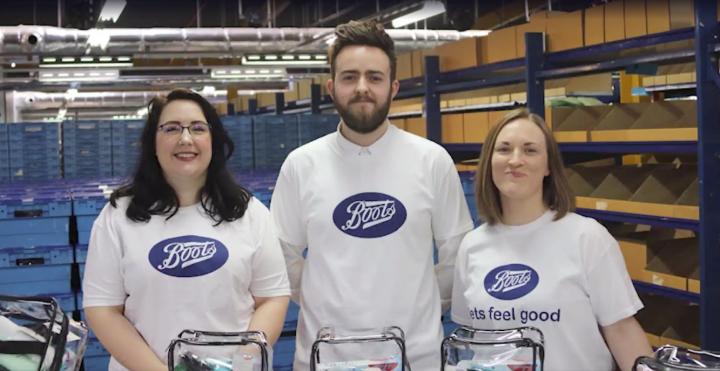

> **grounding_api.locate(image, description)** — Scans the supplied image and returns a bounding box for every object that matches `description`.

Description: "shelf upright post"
[694,0,720,349]
[423,55,442,143]
[275,93,285,115]
[525,32,545,118]
[311,84,322,114]
[248,98,258,115]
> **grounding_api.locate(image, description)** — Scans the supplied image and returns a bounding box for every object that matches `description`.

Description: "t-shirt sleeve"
[431,151,474,240]
[451,238,473,326]
[583,222,644,327]
[270,156,307,247]
[249,201,292,298]
[82,203,127,308]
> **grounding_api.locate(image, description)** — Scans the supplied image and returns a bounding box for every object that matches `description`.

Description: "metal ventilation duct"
[14,90,228,110]
[0,26,489,56]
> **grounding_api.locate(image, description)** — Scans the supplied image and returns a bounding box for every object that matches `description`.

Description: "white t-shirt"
[82,197,290,371]
[271,124,474,371]
[451,210,643,371]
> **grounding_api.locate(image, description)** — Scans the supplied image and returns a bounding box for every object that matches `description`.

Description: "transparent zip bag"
[441,326,544,371]
[634,345,720,370]
[167,330,271,371]
[310,326,409,371]
[0,294,88,371]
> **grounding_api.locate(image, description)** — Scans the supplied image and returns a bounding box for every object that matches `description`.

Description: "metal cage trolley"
[0,294,88,371]
[167,330,270,371]
[310,326,409,371]
[441,327,544,371]
[634,345,720,370]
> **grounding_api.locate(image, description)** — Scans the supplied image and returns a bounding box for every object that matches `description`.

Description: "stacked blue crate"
[298,114,339,145]
[0,183,74,313]
[111,120,144,177]
[459,171,481,227]
[8,122,62,181]
[0,124,9,183]
[223,115,254,172]
[254,115,299,170]
[273,335,296,371]
[63,121,113,179]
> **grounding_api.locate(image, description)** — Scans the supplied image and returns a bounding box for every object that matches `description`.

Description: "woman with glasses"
[450,109,651,371]
[82,88,290,371]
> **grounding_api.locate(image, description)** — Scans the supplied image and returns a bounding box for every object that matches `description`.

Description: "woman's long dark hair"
[110,88,251,225]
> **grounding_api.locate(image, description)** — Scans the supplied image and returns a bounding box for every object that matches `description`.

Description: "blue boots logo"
[332,192,407,238]
[484,264,539,300]
[148,235,229,277]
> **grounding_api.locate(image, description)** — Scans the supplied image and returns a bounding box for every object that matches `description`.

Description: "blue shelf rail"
[632,280,700,305]
[421,0,718,348]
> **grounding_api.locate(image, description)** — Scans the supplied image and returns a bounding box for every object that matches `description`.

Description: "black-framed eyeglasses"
[157,121,210,136]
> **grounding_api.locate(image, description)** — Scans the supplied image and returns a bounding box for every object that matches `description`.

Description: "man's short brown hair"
[475,108,575,225]
[328,20,397,81]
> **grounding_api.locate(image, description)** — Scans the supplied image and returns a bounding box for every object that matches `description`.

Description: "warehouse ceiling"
[0,0,598,121]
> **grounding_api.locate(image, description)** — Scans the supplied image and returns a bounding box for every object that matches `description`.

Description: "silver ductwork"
[0,26,489,56]
[14,90,228,110]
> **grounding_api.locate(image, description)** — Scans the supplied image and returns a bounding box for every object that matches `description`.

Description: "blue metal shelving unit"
[422,0,718,348]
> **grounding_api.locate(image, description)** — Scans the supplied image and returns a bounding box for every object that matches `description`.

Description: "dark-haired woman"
[82,89,290,371]
[451,109,651,371]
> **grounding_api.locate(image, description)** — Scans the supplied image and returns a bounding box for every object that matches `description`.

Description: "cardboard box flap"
[553,106,611,132]
[631,100,697,129]
[630,164,698,203]
[647,237,698,277]
[662,303,700,346]
[567,165,613,196]
[590,165,657,199]
[594,103,645,130]
[676,177,699,206]
[636,294,673,336]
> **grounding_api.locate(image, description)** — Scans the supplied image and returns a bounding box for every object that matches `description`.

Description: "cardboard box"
[298,79,312,100]
[643,237,698,291]
[405,117,426,138]
[662,302,700,347]
[584,6,605,46]
[669,0,694,29]
[630,164,697,205]
[477,37,490,66]
[411,50,424,77]
[516,11,547,57]
[590,165,657,200]
[392,118,406,131]
[284,82,298,102]
[624,0,648,38]
[487,26,517,63]
[442,114,465,143]
[397,53,413,81]
[437,38,480,72]
[488,110,511,130]
[647,0,670,34]
[566,165,614,197]
[605,0,626,42]
[551,106,611,143]
[546,10,584,52]
[590,103,644,141]
[257,92,275,108]
[463,111,490,143]
[619,239,647,280]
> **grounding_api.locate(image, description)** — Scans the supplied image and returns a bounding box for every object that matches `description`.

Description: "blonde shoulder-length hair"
[475,108,575,225]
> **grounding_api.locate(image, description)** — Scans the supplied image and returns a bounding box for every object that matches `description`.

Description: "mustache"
[349,96,375,104]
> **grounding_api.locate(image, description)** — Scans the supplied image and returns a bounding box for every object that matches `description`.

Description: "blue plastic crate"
[0,264,72,295]
[83,355,110,371]
[76,245,88,263]
[63,121,113,179]
[284,301,299,332]
[442,315,461,336]
[0,194,72,219]
[73,193,110,216]
[0,216,70,248]
[298,114,338,145]
[0,125,9,184]
[273,335,295,370]
[0,245,73,267]
[224,116,255,171]
[254,115,299,171]
[85,337,110,357]
[111,120,144,177]
[53,291,76,312]
[8,122,62,182]
[77,215,98,245]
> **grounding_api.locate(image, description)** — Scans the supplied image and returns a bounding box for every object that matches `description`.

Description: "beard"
[333,93,392,134]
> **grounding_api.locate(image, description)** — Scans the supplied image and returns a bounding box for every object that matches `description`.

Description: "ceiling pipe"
[0,25,490,56]
[13,90,228,110]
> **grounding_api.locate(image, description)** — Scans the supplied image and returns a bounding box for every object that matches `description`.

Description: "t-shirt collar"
[334,120,396,157]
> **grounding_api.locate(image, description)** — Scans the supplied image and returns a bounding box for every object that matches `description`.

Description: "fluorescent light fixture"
[117,56,131,62]
[99,56,113,62]
[42,57,56,63]
[241,55,327,66]
[99,0,126,22]
[210,67,286,79]
[247,55,261,61]
[392,1,446,28]
[39,69,119,82]
[61,57,75,62]
[265,55,278,60]
[315,55,327,60]
[282,55,294,60]
[201,86,216,94]
[40,62,132,68]
[81,56,94,62]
